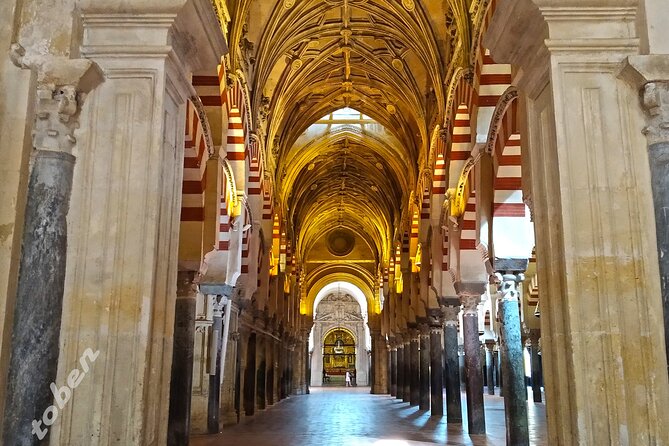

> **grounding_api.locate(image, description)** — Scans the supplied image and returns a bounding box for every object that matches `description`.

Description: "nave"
[192,387,547,446]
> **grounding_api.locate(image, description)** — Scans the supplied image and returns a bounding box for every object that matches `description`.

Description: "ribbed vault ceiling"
[241,0,450,265]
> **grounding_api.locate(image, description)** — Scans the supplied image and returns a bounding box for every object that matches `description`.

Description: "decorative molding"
[484,87,519,154]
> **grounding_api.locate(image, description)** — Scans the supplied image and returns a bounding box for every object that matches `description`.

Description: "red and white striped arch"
[181,99,209,222]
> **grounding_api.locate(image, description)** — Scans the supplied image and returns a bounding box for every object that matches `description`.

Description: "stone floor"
[191,387,547,446]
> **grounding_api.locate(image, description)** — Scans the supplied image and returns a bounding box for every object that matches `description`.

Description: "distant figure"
[345,371,351,387]
[322,368,328,383]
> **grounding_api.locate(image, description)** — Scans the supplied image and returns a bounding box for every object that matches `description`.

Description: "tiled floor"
[191,387,547,446]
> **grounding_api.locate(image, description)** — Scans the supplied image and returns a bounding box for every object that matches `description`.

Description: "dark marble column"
[461,293,486,435]
[409,331,420,406]
[256,337,267,410]
[1,74,101,446]
[403,339,411,402]
[497,273,529,446]
[396,341,405,400]
[498,348,504,397]
[485,341,495,396]
[441,304,462,424]
[419,324,431,410]
[390,343,398,397]
[168,271,197,445]
[529,331,542,403]
[208,300,224,433]
[3,149,75,446]
[429,321,444,417]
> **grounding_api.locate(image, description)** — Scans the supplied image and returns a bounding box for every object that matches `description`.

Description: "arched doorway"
[322,328,356,385]
[310,287,370,387]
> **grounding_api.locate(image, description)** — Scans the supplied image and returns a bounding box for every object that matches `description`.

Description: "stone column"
[256,335,267,411]
[221,327,240,426]
[371,330,388,394]
[1,61,101,445]
[428,310,444,417]
[390,341,398,397]
[168,271,197,445]
[409,329,420,406]
[529,330,542,404]
[460,291,485,435]
[441,304,462,424]
[496,273,529,445]
[396,339,405,400]
[497,348,504,397]
[207,297,225,433]
[486,3,669,443]
[403,338,411,402]
[485,341,496,396]
[418,323,431,411]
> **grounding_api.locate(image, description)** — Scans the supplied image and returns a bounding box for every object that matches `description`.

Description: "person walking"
[345,370,351,387]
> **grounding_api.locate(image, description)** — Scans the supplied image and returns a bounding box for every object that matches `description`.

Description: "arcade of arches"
[1,0,669,445]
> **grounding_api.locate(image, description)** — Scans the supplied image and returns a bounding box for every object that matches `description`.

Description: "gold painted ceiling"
[225,0,456,272]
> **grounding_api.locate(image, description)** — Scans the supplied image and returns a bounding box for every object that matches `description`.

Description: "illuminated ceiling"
[231,0,452,268]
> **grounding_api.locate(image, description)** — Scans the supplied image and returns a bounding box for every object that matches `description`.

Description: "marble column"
[403,339,411,402]
[256,336,266,411]
[419,324,431,411]
[168,271,197,445]
[390,342,398,397]
[409,330,420,406]
[442,304,462,424]
[428,316,444,417]
[485,341,496,396]
[207,298,224,433]
[461,293,485,435]
[529,331,542,403]
[3,70,103,446]
[396,341,405,400]
[371,330,388,394]
[497,273,529,446]
[292,336,305,395]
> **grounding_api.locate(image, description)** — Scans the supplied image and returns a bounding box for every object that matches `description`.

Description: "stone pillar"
[409,329,420,406]
[221,325,240,426]
[428,310,444,417]
[529,330,542,404]
[460,292,485,435]
[168,271,197,445]
[496,273,529,445]
[207,298,225,433]
[2,65,101,446]
[403,338,411,402]
[371,330,388,394]
[497,348,504,397]
[486,3,669,443]
[419,323,431,411]
[485,341,496,396]
[396,340,405,400]
[390,341,398,397]
[441,304,462,424]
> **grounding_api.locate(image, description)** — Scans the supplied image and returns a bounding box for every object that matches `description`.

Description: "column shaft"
[403,342,411,402]
[419,333,430,410]
[430,328,444,416]
[390,348,398,397]
[485,343,495,396]
[410,338,420,406]
[3,150,75,445]
[530,339,542,403]
[498,275,529,446]
[462,307,485,434]
[396,344,404,400]
[167,273,196,445]
[207,313,223,433]
[443,322,462,424]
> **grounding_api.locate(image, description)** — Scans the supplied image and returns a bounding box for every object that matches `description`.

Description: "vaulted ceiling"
[227,0,454,266]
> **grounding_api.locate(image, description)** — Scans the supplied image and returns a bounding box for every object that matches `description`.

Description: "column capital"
[441,305,460,326]
[426,308,444,328]
[620,56,669,146]
[495,273,523,303]
[10,44,104,156]
[454,281,486,298]
[484,340,497,351]
[418,322,430,339]
[461,294,481,316]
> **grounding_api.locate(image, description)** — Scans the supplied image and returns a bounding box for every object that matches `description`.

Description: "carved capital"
[461,294,481,316]
[642,82,669,145]
[495,273,523,302]
[441,305,460,326]
[427,308,444,328]
[418,322,430,338]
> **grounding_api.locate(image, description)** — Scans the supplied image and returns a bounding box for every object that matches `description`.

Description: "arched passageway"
[1,1,668,446]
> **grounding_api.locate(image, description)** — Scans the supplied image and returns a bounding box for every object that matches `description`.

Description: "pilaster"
[487,2,669,444]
